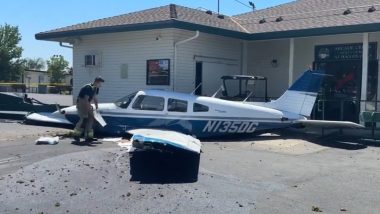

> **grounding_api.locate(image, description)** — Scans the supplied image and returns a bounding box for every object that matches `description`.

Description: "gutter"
[59,42,73,49]
[173,30,200,91]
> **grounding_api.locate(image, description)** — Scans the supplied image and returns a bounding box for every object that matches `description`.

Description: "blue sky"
[1,0,293,67]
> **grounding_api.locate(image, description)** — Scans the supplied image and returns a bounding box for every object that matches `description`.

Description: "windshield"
[115,92,137,109]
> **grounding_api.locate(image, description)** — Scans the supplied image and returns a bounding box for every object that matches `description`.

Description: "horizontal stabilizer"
[296,120,364,129]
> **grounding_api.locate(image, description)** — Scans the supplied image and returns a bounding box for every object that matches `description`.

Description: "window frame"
[193,103,209,112]
[167,98,188,113]
[132,95,165,111]
[85,55,96,67]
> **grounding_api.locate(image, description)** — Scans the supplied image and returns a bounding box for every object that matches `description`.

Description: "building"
[21,69,72,94]
[36,0,380,122]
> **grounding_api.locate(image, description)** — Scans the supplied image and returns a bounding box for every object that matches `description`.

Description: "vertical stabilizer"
[266,70,325,117]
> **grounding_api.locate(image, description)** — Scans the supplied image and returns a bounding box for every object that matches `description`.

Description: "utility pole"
[218,0,220,14]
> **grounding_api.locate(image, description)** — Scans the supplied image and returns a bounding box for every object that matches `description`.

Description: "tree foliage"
[0,23,24,82]
[25,57,46,70]
[47,55,69,83]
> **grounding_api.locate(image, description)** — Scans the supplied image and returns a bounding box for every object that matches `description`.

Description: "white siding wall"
[72,28,380,104]
[73,29,243,102]
[173,30,243,93]
[247,39,290,98]
[247,32,380,99]
[73,29,175,102]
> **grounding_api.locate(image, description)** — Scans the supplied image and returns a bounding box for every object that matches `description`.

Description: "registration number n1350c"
[203,121,257,133]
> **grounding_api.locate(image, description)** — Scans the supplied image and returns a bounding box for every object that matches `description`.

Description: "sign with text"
[315,42,377,61]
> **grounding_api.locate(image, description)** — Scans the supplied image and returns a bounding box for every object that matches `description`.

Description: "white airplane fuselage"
[60,90,305,138]
[29,70,328,138]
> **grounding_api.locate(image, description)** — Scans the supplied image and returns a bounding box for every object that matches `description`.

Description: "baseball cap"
[94,76,105,82]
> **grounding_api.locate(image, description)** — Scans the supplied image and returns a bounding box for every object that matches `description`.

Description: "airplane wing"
[127,129,201,154]
[296,120,364,129]
[26,112,72,125]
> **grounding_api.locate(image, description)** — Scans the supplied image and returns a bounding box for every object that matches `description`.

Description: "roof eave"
[35,19,251,41]
[249,23,380,40]
[35,20,176,41]
[35,21,380,42]
[172,20,250,40]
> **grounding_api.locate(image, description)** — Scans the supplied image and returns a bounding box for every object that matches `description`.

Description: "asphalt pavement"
[0,120,380,214]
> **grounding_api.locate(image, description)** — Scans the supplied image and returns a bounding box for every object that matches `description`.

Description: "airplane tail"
[266,70,325,117]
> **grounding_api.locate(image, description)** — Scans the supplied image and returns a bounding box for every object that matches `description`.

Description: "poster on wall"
[146,59,170,85]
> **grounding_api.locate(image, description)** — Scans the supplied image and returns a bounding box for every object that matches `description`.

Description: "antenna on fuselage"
[242,91,254,103]
[212,86,223,98]
[191,83,202,95]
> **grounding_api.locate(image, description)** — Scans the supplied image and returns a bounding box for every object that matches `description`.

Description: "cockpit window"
[115,92,137,109]
[168,98,187,112]
[193,103,209,112]
[132,95,164,111]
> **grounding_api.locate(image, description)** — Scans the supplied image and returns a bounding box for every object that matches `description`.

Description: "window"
[193,103,209,112]
[85,55,96,66]
[132,95,164,111]
[146,59,170,85]
[115,92,137,109]
[168,98,188,112]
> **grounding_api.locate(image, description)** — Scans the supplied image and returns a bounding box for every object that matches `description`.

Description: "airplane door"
[195,61,239,96]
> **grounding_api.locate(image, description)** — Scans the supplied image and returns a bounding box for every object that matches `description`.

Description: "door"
[195,61,239,96]
[195,62,202,95]
[313,60,378,122]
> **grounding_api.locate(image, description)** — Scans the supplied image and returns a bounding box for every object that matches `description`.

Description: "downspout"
[59,42,73,49]
[173,30,200,91]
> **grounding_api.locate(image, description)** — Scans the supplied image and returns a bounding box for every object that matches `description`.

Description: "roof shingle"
[36,0,380,40]
[234,0,380,33]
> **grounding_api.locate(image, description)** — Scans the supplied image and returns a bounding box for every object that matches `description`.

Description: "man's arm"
[94,95,99,110]
[83,95,92,111]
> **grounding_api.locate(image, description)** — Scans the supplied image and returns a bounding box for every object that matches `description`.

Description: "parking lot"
[0,120,379,214]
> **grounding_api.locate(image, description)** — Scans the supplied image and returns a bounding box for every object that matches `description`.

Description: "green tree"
[0,23,24,82]
[47,55,68,83]
[25,57,46,70]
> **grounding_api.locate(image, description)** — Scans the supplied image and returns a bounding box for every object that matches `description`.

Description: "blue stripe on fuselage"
[66,114,291,138]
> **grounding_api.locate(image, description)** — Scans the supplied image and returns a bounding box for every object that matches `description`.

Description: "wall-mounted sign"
[146,59,170,85]
[315,42,377,62]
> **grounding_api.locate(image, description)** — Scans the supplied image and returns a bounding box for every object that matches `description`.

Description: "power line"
[232,0,252,9]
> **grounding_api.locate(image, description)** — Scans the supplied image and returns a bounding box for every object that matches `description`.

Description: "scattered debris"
[312,206,323,212]
[16,180,24,184]
[102,138,123,143]
[35,136,59,145]
[117,140,132,151]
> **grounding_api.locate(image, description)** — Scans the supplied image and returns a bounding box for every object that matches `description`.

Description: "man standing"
[73,76,104,141]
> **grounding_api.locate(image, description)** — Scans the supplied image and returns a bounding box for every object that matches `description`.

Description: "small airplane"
[26,70,363,140]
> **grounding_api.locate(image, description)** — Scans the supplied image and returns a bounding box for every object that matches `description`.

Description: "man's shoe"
[73,136,80,142]
[85,137,94,142]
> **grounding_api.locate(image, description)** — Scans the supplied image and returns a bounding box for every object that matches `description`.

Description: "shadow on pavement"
[70,140,101,147]
[129,150,200,184]
[203,130,380,151]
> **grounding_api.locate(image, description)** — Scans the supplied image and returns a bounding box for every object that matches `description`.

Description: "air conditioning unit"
[84,53,102,67]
